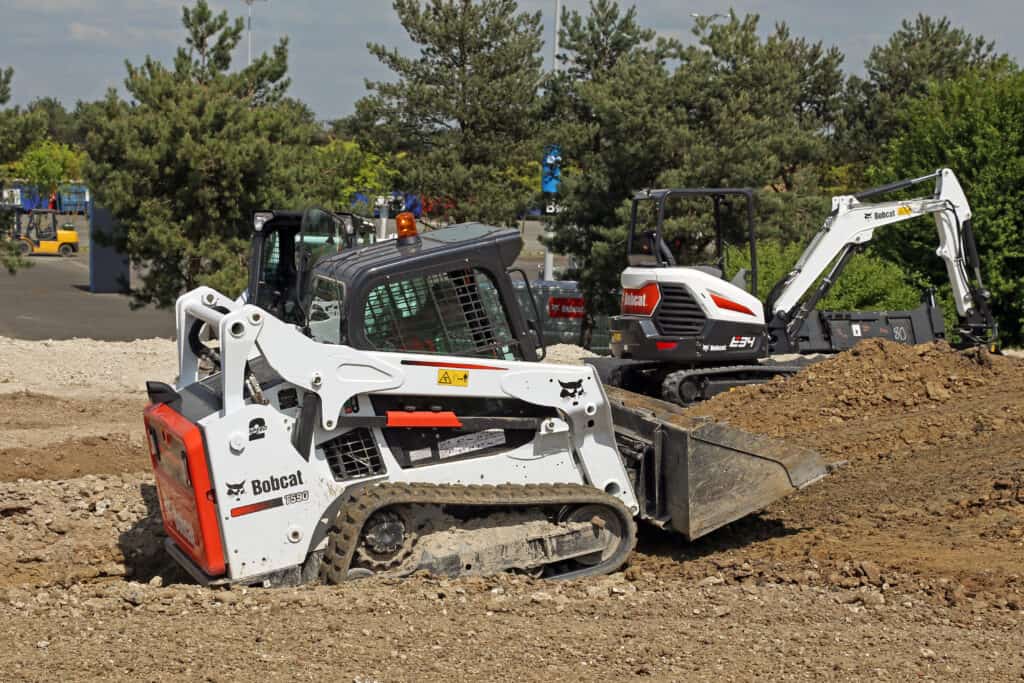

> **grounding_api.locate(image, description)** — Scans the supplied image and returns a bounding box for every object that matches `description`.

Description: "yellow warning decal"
[437,368,470,387]
[897,205,912,216]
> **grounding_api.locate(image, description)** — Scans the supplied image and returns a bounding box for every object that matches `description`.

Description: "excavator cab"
[626,188,759,295]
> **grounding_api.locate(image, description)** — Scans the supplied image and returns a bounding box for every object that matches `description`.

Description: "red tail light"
[621,282,661,316]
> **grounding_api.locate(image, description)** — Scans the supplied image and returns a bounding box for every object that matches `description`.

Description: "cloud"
[10,0,96,11]
[69,21,111,43]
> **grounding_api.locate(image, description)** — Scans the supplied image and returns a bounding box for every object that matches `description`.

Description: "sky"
[2,1,1022,121]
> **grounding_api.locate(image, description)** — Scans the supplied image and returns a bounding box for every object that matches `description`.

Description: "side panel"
[198,401,591,582]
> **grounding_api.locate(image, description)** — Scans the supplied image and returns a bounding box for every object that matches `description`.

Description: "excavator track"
[660,363,807,405]
[320,482,637,583]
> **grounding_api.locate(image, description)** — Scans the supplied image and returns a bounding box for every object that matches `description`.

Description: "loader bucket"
[605,387,828,541]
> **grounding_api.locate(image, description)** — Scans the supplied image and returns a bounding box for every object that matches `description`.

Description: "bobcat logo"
[226,481,246,497]
[559,379,585,399]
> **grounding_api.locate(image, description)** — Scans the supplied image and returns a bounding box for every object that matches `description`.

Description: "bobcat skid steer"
[143,211,828,587]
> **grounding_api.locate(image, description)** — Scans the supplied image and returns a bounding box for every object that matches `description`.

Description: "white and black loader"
[144,213,828,587]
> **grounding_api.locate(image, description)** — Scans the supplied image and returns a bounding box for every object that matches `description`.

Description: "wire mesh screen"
[321,428,385,481]
[363,268,520,360]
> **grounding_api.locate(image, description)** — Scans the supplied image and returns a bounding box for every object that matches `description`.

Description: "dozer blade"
[605,387,828,541]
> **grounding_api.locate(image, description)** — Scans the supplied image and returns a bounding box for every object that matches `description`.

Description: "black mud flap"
[605,387,828,541]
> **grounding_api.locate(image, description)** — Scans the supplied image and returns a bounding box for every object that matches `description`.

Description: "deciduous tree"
[870,67,1024,343]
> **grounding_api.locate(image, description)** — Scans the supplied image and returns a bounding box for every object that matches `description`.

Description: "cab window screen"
[363,268,521,360]
[306,276,344,344]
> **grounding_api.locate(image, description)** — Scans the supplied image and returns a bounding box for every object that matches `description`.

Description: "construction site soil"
[0,335,1021,681]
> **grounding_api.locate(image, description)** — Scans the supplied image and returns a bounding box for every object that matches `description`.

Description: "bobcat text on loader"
[144,211,828,587]
[590,169,997,406]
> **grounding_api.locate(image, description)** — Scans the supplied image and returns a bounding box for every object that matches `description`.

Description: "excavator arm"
[768,168,997,347]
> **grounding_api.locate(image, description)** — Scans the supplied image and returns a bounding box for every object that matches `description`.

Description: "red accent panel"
[547,296,586,319]
[655,341,678,351]
[401,360,506,371]
[710,292,756,316]
[144,403,226,577]
[386,411,464,428]
[230,498,283,518]
[621,282,662,316]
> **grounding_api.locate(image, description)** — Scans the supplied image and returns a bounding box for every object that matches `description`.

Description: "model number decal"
[728,336,757,349]
[283,490,309,505]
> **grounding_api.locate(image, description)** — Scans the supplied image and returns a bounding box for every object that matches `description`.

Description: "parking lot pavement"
[0,255,173,341]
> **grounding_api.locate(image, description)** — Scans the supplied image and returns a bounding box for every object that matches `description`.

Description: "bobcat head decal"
[558,379,585,399]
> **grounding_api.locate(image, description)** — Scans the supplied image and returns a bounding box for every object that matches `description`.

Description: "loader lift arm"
[766,168,997,348]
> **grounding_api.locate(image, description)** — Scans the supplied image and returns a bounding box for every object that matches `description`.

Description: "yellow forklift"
[12,208,80,257]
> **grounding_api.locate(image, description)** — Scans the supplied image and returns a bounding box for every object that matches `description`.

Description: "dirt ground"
[0,335,1021,681]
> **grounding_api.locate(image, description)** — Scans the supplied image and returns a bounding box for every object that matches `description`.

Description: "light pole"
[242,0,267,66]
[542,0,562,282]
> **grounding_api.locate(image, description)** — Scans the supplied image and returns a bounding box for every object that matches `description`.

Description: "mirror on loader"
[626,188,759,296]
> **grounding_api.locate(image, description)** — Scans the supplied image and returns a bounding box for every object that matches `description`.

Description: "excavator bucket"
[605,387,828,541]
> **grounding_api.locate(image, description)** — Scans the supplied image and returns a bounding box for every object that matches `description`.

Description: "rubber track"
[661,363,804,405]
[320,482,637,583]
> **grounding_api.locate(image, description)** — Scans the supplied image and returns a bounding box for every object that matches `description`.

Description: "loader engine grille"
[654,283,706,336]
[321,429,386,481]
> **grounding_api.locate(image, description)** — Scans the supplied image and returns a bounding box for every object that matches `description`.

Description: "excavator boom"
[769,168,996,346]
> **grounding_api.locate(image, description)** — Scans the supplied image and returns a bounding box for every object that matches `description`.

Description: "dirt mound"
[692,339,1024,461]
[545,343,595,364]
[0,474,167,589]
[0,391,149,480]
[0,435,149,482]
[632,340,1024,605]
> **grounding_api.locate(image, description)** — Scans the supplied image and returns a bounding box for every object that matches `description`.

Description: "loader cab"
[626,188,759,296]
[247,208,378,325]
[246,209,543,361]
[304,221,544,362]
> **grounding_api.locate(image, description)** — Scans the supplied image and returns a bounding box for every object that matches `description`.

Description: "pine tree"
[541,0,681,335]
[351,0,544,225]
[81,0,319,307]
[838,15,1006,169]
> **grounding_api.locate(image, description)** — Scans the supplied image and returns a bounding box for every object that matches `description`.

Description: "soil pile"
[0,391,150,481]
[632,340,1024,609]
[691,339,1024,460]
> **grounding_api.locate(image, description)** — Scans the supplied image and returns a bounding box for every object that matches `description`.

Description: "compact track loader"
[144,211,828,587]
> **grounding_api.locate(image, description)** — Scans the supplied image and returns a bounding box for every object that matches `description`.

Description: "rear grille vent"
[321,428,385,481]
[654,284,706,336]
